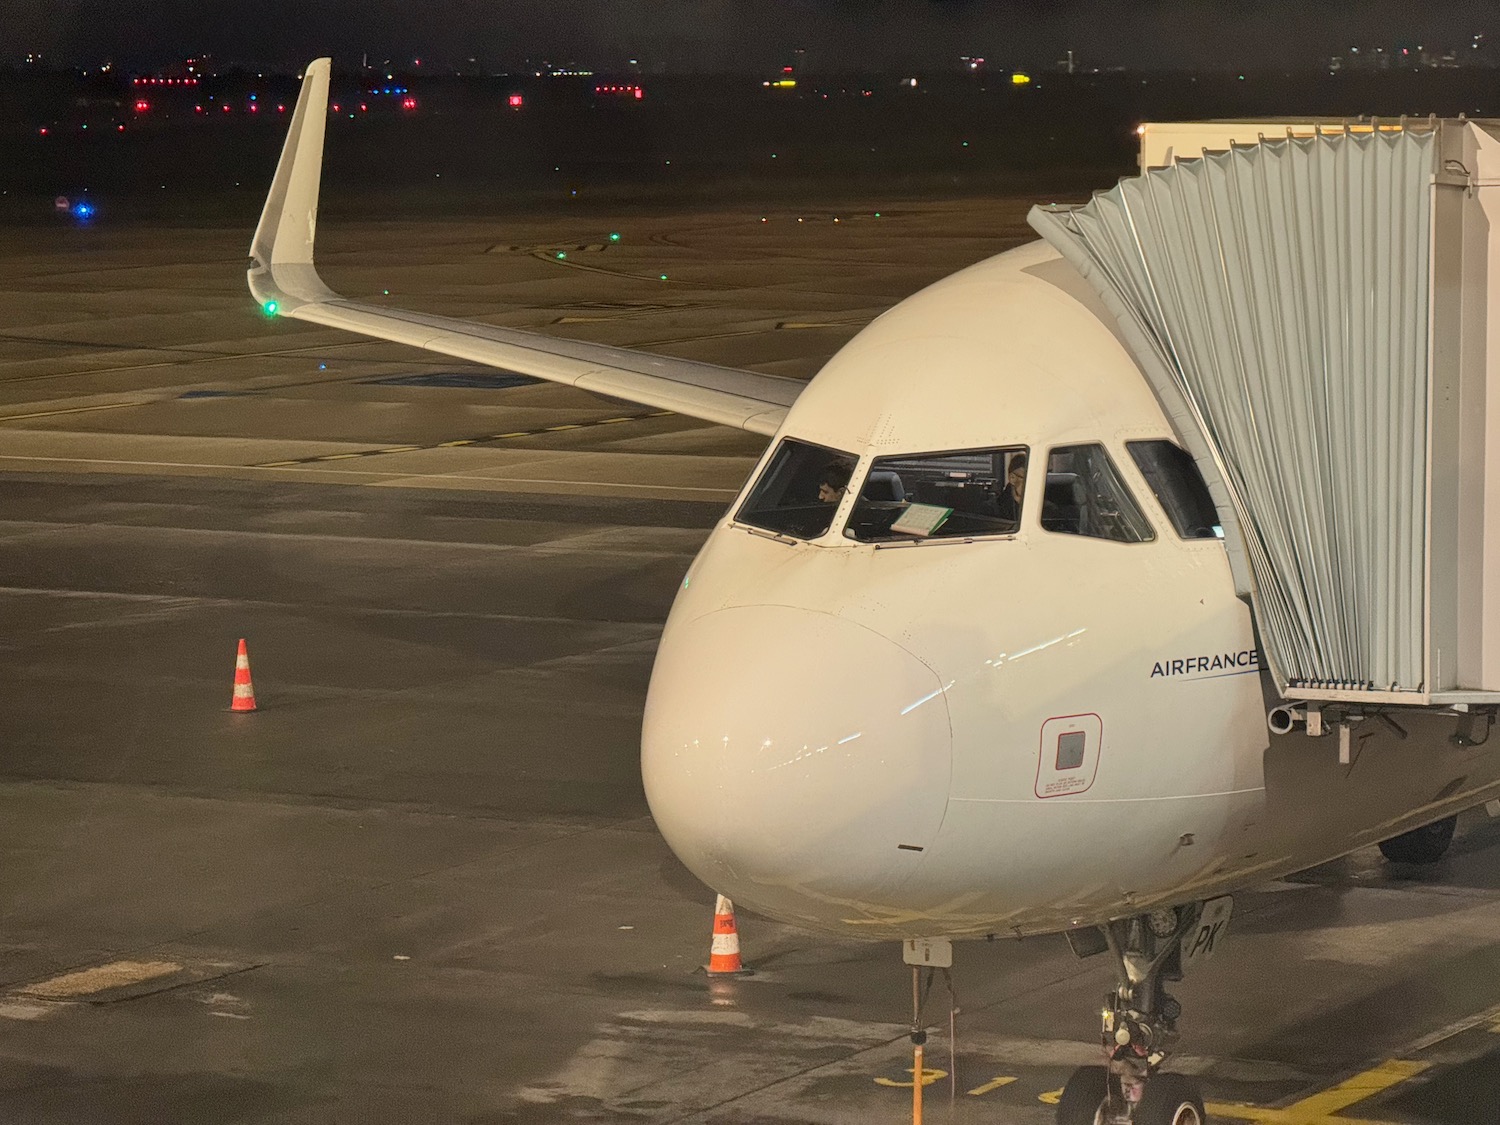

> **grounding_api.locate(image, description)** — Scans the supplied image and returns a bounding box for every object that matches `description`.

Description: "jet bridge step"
[1030,118,1500,707]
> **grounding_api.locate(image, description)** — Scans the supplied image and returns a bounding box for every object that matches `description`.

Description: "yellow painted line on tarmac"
[966,1076,1017,1096]
[0,401,144,422]
[874,1067,947,1088]
[1208,1059,1430,1125]
[439,439,476,447]
[20,960,180,999]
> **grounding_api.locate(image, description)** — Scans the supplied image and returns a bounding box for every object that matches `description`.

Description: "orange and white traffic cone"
[707,894,747,975]
[230,638,257,712]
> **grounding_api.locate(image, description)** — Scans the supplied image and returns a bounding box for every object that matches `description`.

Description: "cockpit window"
[845,447,1029,542]
[1042,445,1155,543]
[1127,440,1223,540]
[736,438,857,539]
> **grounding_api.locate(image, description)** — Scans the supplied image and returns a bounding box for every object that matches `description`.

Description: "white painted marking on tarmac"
[208,1011,252,1020]
[20,960,180,999]
[0,999,58,1020]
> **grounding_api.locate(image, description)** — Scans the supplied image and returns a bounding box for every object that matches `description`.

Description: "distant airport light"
[659,274,668,281]
[222,104,232,112]
[248,104,258,113]
[608,232,621,242]
[360,103,368,112]
[331,103,341,113]
[402,97,417,110]
[1011,72,1032,85]
[134,100,149,112]
[277,104,286,113]
[38,127,48,136]
[508,94,524,108]
[72,201,94,219]
[262,300,279,317]
[556,251,567,259]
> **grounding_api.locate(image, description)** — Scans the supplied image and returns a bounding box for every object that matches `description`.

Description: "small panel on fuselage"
[1036,713,1102,798]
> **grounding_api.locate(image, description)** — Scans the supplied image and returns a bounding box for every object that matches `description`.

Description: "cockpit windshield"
[736,438,858,540]
[845,447,1029,542]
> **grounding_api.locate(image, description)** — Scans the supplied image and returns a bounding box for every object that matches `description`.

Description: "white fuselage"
[640,239,1500,941]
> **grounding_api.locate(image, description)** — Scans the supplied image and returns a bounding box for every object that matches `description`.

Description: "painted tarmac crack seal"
[252,410,675,468]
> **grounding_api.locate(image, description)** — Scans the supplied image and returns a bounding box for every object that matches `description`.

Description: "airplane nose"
[642,605,952,930]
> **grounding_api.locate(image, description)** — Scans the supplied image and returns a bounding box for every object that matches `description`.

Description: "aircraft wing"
[248,59,803,436]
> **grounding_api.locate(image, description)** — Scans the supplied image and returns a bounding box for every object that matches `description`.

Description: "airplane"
[249,59,1500,1125]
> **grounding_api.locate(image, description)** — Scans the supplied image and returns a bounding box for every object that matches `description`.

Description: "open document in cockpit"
[890,503,953,537]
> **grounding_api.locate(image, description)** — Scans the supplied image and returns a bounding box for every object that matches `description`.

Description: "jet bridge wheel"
[1378,814,1458,864]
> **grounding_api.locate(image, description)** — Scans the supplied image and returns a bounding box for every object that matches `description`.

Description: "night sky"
[4,0,1496,71]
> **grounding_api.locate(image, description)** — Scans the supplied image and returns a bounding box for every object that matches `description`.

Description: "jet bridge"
[1030,118,1500,713]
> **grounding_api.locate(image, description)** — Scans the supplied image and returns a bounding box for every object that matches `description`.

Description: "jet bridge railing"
[1030,119,1500,709]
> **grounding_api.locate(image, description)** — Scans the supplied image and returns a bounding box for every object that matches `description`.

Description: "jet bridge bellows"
[1030,119,1500,707]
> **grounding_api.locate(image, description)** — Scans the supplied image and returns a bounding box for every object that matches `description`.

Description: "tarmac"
[3,193,1500,1123]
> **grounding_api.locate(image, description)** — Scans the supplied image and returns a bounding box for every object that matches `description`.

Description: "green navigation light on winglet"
[262,300,279,317]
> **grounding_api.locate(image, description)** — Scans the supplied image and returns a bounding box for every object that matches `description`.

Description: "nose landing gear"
[1057,907,1208,1125]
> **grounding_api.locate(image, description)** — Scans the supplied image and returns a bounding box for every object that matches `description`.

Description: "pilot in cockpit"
[994,453,1027,523]
[817,461,854,505]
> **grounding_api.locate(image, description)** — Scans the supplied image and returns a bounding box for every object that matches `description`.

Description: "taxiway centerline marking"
[252,410,676,468]
[0,455,741,495]
[0,401,145,422]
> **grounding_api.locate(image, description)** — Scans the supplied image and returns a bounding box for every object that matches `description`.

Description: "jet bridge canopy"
[1030,118,1500,707]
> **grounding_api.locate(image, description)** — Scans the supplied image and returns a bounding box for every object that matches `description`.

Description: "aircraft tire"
[1378,815,1458,864]
[1055,1065,1108,1125]
[1134,1072,1206,1124]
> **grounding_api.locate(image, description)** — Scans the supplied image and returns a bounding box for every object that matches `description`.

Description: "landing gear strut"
[1057,906,1207,1125]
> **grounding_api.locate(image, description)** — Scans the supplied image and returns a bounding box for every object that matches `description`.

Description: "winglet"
[248,58,339,314]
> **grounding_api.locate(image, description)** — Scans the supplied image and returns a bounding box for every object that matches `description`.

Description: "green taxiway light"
[556,251,567,260]
[659,274,668,281]
[609,232,621,242]
[262,300,279,317]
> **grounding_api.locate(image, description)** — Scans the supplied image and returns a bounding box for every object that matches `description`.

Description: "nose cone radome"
[642,605,952,932]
